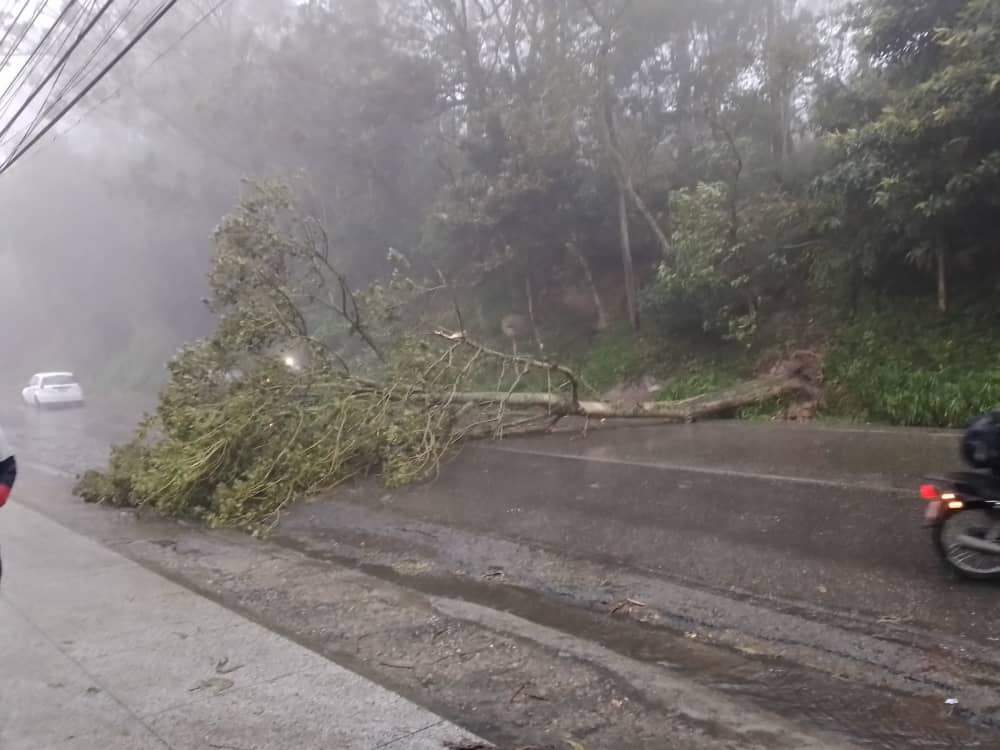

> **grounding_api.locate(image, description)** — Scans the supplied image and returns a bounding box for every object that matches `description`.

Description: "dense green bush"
[640,183,818,344]
[825,304,1000,427]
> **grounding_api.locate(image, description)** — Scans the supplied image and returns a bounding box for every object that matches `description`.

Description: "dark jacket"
[0,455,15,489]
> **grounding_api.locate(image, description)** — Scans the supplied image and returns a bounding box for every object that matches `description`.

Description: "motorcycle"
[920,472,1000,580]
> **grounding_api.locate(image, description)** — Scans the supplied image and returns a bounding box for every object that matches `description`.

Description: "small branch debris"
[483,565,506,580]
[876,615,911,625]
[215,657,244,675]
[609,598,647,616]
[509,681,531,704]
[379,661,417,670]
[189,676,235,695]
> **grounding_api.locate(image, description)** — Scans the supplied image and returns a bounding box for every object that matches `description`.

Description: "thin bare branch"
[432,329,580,405]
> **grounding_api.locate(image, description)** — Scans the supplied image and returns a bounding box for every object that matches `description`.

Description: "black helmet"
[961,411,1000,471]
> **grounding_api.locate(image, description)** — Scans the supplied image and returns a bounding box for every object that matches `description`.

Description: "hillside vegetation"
[75,0,1000,525]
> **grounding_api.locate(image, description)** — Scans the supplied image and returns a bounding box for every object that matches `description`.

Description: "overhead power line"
[55,0,143,102]
[0,0,114,144]
[6,0,243,174]
[0,0,32,57]
[0,0,185,175]
[0,0,52,94]
[0,0,93,129]
[1,0,100,154]
[8,0,143,150]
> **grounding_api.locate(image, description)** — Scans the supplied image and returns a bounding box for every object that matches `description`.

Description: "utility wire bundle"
[0,0,224,176]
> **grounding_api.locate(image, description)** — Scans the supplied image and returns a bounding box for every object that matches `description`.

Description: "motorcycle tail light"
[920,484,939,500]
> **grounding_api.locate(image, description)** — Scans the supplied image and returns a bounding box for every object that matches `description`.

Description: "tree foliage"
[817,0,1000,309]
[57,0,1000,517]
[642,183,819,343]
[75,185,478,529]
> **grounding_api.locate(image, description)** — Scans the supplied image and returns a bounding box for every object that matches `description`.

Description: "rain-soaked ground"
[6,401,1000,749]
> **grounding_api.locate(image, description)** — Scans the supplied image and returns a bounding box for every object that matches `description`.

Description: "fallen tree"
[74,184,822,530]
[433,330,821,424]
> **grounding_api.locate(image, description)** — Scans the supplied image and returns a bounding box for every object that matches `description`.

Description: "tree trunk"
[618,182,639,331]
[937,246,948,312]
[622,172,673,261]
[593,34,672,263]
[765,0,785,162]
[673,29,695,177]
[428,331,821,426]
[568,239,609,331]
[780,91,792,161]
[435,0,506,174]
[443,374,817,422]
[525,275,544,352]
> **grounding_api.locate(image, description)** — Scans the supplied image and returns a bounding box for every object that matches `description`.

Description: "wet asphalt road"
[0,398,145,475]
[7,403,1000,746]
[288,421,996,643]
[3,405,987,643]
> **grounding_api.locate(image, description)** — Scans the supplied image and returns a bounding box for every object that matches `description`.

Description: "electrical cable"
[9,0,243,174]
[0,0,32,57]
[55,0,143,101]
[0,0,115,144]
[10,0,138,148]
[0,0,52,103]
[0,0,183,174]
[0,0,75,122]
[0,0,95,139]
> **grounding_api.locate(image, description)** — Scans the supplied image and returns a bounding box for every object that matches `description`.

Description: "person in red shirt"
[0,425,15,583]
[0,425,14,508]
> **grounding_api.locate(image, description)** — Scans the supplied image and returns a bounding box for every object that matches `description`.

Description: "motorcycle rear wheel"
[933,509,1000,580]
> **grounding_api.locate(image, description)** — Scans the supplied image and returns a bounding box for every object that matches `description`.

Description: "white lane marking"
[480,444,915,495]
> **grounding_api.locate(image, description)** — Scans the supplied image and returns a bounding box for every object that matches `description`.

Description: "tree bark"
[937,246,948,312]
[617,182,639,331]
[673,28,695,177]
[622,169,673,261]
[442,374,817,422]
[589,22,673,264]
[568,239,609,331]
[525,275,544,352]
[765,0,787,162]
[433,0,506,173]
[425,331,820,425]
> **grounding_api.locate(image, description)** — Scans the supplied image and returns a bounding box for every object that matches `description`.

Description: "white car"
[22,372,85,408]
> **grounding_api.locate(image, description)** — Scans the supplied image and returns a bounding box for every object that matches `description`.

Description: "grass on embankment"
[823,303,1000,428]
[549,302,1000,429]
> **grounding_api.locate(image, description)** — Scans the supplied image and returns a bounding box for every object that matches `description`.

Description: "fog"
[0,0,288,393]
[0,0,973,401]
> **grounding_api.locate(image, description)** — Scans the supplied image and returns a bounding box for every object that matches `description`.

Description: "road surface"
[4,404,1000,749]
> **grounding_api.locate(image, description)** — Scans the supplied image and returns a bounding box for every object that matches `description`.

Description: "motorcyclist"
[0,424,14,582]
[961,410,1000,473]
[0,424,13,507]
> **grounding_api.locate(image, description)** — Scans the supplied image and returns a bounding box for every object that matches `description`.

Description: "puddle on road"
[274,532,1000,750]
[1,402,143,476]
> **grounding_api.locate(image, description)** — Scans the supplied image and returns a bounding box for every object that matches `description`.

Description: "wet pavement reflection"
[7,401,1000,748]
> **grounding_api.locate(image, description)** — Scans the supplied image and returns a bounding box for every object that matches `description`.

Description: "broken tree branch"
[422,333,819,425]
[432,329,580,406]
[434,373,816,422]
